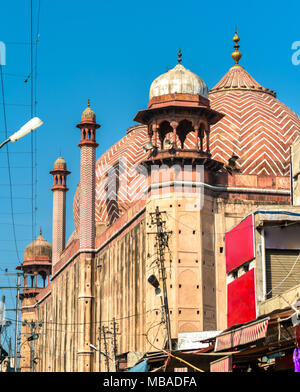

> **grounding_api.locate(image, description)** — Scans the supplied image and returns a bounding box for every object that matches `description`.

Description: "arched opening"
[198,123,206,152]
[177,120,193,149]
[29,273,34,288]
[37,273,44,288]
[158,121,172,149]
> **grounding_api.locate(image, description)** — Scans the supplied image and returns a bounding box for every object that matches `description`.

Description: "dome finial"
[88,98,90,107]
[178,48,182,63]
[40,227,42,236]
[232,27,242,65]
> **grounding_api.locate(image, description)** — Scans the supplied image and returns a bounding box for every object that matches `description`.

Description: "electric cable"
[0,58,20,263]
[4,307,160,326]
[166,211,300,236]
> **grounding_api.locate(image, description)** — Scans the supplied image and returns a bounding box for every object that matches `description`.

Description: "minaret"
[50,156,70,270]
[76,100,100,372]
[16,233,52,372]
[76,100,100,250]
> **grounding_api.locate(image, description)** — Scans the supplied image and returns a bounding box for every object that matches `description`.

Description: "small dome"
[81,100,96,122]
[24,235,52,261]
[54,156,66,169]
[149,63,209,100]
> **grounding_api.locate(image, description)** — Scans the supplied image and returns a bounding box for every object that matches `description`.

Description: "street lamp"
[19,333,39,348]
[89,343,112,360]
[0,117,44,149]
[89,343,115,372]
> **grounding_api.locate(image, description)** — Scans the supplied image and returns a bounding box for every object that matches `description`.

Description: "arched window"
[177,119,193,149]
[158,121,172,149]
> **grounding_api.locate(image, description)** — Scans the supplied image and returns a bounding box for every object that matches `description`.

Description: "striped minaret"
[76,100,100,250]
[50,157,70,270]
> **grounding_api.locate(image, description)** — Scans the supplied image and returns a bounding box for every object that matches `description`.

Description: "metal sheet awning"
[210,356,232,372]
[215,317,269,352]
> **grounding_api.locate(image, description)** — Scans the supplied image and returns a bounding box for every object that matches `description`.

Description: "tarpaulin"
[127,359,148,372]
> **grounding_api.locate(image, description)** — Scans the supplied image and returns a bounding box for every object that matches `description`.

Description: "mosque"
[16,31,300,371]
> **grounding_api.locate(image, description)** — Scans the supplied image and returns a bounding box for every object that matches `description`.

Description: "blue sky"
[0,0,299,354]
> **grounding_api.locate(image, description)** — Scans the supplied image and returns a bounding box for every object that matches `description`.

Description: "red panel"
[227,269,256,327]
[225,214,254,273]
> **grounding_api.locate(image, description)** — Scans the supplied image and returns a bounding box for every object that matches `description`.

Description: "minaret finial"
[87,98,90,107]
[231,27,242,65]
[40,227,42,236]
[178,48,182,63]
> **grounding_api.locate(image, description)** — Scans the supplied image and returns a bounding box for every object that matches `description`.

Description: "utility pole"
[102,326,110,372]
[3,272,23,372]
[0,295,4,369]
[149,206,172,351]
[30,323,35,372]
[0,295,5,353]
[22,320,41,372]
[15,274,21,372]
[2,271,30,372]
[98,325,101,372]
[7,337,11,371]
[111,317,120,372]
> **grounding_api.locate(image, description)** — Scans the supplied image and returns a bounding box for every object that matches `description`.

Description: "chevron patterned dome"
[149,63,209,100]
[209,65,300,176]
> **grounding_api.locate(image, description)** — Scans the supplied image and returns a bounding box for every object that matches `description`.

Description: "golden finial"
[231,27,242,65]
[87,98,90,107]
[178,48,182,63]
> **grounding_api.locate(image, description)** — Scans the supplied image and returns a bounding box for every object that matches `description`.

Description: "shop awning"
[215,317,269,352]
[210,356,232,372]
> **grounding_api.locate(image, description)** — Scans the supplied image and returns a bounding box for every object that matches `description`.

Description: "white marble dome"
[149,63,209,100]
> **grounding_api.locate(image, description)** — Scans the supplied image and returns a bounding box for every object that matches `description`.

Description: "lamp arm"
[0,138,10,149]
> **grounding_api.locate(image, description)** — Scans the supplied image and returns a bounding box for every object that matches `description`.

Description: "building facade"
[17,32,300,371]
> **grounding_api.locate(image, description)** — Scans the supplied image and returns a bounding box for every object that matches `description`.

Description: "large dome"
[149,63,209,100]
[209,64,300,176]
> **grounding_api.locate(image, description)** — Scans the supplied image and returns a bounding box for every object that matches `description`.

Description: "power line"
[4,308,160,327]
[33,0,41,250]
[166,211,300,236]
[0,103,31,107]
[0,56,20,263]
[30,0,34,245]
[4,42,37,46]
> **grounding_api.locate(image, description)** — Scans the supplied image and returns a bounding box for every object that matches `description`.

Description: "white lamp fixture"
[0,117,44,150]
[9,117,43,143]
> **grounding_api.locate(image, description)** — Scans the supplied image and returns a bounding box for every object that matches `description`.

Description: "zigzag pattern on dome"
[209,66,300,176]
